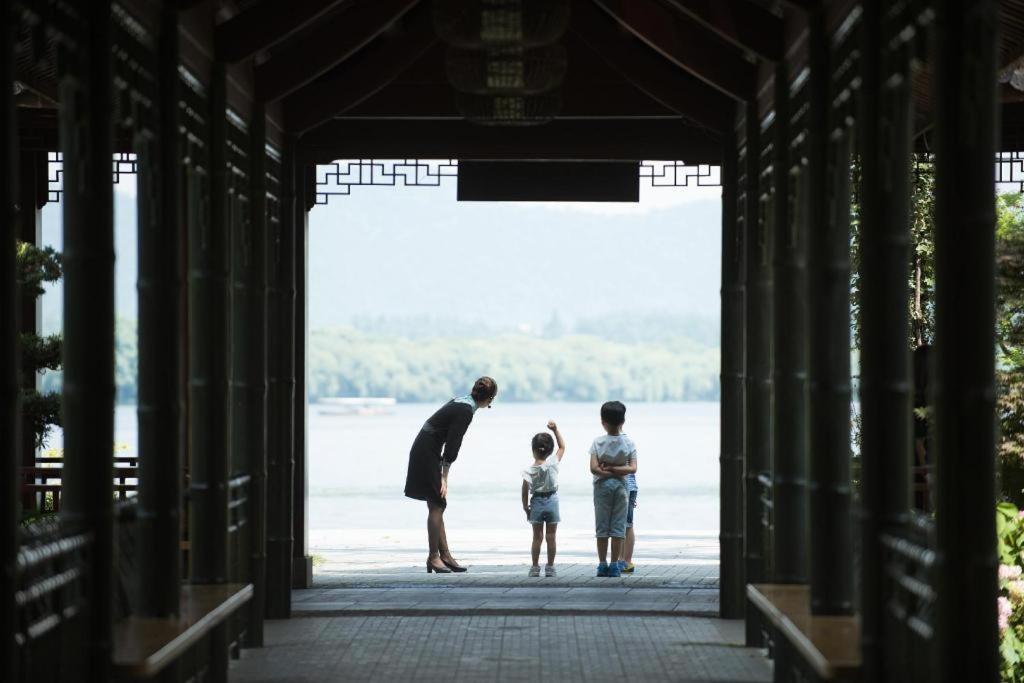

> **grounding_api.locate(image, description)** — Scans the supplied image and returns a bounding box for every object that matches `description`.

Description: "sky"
[37,162,724,335]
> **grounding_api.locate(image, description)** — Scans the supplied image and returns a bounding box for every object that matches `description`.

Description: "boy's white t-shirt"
[589,434,636,483]
[522,459,560,494]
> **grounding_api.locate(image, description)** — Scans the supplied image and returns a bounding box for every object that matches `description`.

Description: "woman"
[405,376,498,573]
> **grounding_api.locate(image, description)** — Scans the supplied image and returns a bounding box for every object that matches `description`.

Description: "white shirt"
[522,459,560,494]
[589,434,637,484]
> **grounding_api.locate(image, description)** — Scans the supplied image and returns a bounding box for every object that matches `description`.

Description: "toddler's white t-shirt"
[522,460,560,494]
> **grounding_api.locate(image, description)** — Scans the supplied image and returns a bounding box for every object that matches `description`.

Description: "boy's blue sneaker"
[607,562,622,578]
[615,561,629,572]
[596,563,609,577]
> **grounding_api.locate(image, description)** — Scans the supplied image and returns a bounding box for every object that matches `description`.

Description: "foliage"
[998,193,1024,506]
[306,328,720,403]
[19,333,61,375]
[16,241,61,297]
[20,390,61,449]
[16,239,64,449]
[998,503,1024,681]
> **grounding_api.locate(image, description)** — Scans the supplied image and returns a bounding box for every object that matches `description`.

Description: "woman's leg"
[437,509,453,561]
[531,524,543,566]
[427,502,444,564]
[545,523,557,566]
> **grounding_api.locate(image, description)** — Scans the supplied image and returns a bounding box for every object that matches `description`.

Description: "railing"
[20,455,139,513]
[880,516,937,682]
[15,518,93,675]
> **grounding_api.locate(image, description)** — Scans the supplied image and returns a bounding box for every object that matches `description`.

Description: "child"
[622,468,638,573]
[589,401,637,577]
[521,420,565,577]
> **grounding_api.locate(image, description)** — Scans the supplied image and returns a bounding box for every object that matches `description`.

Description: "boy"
[522,420,565,577]
[589,401,637,577]
[622,468,638,573]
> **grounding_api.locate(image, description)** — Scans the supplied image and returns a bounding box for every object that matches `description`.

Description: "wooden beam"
[299,118,722,162]
[255,0,421,104]
[661,0,783,61]
[282,5,436,133]
[590,0,756,101]
[343,81,677,118]
[215,0,348,63]
[571,0,734,130]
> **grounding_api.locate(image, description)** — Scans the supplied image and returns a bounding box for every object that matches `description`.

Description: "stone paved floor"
[230,615,771,682]
[230,562,770,682]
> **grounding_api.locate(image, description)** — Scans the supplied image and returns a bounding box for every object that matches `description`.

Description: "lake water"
[50,402,721,560]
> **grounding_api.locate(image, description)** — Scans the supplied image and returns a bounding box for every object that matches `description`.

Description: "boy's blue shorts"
[593,478,628,538]
[627,490,638,528]
[529,493,560,524]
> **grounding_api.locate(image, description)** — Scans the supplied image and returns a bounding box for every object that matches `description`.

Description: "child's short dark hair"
[600,401,626,426]
[532,433,555,458]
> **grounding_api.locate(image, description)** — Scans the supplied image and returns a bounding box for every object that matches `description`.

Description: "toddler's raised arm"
[548,420,566,461]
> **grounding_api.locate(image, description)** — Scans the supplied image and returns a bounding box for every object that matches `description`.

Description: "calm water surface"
[53,401,721,534]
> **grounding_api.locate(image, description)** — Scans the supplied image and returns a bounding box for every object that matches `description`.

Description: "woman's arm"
[521,481,530,517]
[441,405,474,464]
[549,420,566,461]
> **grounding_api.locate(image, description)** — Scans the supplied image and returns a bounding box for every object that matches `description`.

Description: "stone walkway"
[230,614,771,683]
[230,562,771,682]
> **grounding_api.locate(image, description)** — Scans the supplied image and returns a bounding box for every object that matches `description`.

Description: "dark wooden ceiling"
[14,0,1024,161]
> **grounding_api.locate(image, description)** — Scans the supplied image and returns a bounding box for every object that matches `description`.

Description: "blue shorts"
[593,478,628,538]
[529,493,560,524]
[627,490,638,528]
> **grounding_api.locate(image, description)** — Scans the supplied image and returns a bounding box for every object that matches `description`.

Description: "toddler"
[589,401,637,577]
[521,420,565,577]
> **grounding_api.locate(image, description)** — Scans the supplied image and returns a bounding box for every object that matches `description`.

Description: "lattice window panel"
[47,152,139,203]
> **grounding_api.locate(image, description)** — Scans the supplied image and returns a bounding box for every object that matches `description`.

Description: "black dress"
[404,399,475,509]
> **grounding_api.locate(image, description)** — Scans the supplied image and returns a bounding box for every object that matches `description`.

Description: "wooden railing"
[20,455,139,512]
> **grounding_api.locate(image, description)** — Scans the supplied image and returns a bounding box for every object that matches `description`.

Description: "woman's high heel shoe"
[426,559,452,573]
[441,556,468,573]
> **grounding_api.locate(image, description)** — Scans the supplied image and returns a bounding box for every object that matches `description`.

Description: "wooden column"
[16,151,43,493]
[245,112,268,647]
[720,122,746,619]
[771,61,808,585]
[858,0,913,677]
[266,138,296,618]
[60,2,115,679]
[189,60,231,587]
[743,102,769,646]
[137,3,183,618]
[1,0,19,676]
[292,166,311,589]
[932,0,999,679]
[807,8,853,616]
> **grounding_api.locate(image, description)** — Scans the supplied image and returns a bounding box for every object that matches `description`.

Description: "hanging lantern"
[446,44,567,95]
[434,0,570,49]
[455,92,561,126]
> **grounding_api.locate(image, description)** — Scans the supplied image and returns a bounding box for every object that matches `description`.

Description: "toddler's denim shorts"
[529,492,560,524]
[627,490,638,528]
[593,478,628,538]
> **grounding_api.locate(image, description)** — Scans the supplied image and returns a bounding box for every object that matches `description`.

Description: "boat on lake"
[317,397,397,416]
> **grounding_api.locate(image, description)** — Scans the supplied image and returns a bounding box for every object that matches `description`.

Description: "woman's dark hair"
[471,376,498,403]
[601,400,626,426]
[532,433,555,458]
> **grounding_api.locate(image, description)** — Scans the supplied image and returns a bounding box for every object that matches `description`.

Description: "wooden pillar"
[292,166,312,589]
[932,0,999,679]
[137,3,183,618]
[720,122,746,619]
[1,0,19,677]
[188,59,231,587]
[266,138,296,618]
[17,149,44,500]
[60,2,115,679]
[858,0,913,677]
[244,112,268,647]
[807,8,853,616]
[743,102,769,646]
[771,61,808,585]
